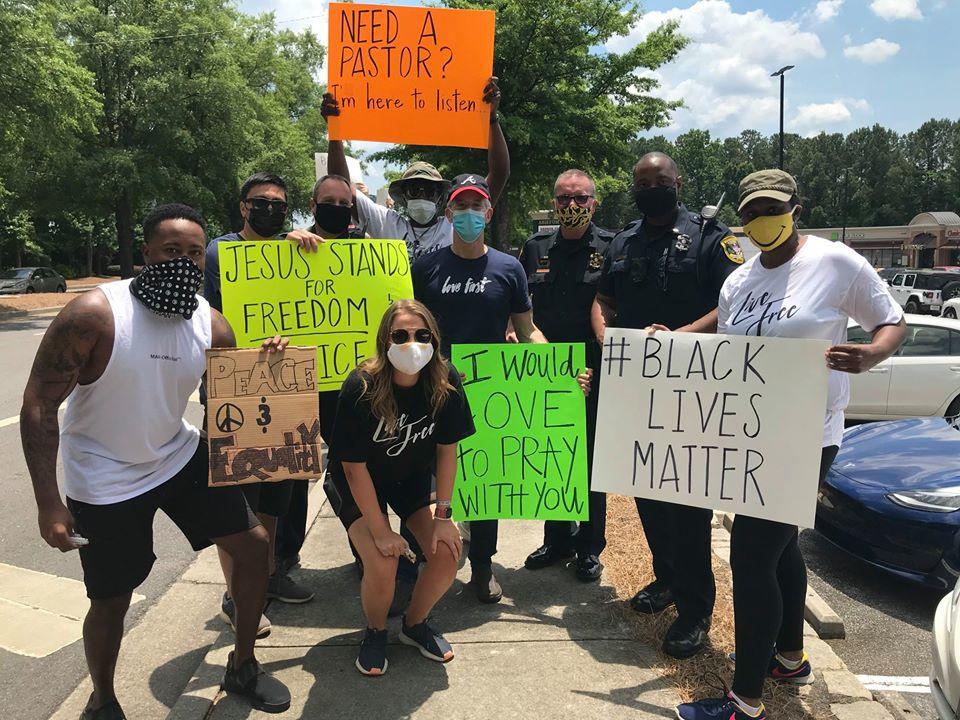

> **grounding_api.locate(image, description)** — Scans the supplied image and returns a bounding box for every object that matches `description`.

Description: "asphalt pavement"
[802,528,942,719]
[0,310,204,720]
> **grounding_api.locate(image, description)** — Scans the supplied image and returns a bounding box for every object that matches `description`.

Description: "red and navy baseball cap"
[448,173,490,202]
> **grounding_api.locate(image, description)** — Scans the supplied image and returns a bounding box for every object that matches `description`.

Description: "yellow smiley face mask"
[743,210,796,252]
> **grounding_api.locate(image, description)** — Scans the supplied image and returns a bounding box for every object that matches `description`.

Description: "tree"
[374,0,686,249]
[0,0,100,269]
[62,0,327,276]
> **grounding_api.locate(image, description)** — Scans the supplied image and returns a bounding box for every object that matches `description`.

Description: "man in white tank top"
[21,204,291,718]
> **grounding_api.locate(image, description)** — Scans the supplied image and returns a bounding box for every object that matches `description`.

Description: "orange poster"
[327,3,495,149]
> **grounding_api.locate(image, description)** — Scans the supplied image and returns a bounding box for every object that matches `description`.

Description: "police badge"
[588,252,603,271]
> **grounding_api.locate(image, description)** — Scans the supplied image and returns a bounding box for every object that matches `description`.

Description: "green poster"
[450,343,590,522]
[220,239,413,391]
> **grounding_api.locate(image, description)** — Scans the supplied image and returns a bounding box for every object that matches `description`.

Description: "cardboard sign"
[206,347,324,486]
[592,330,829,528]
[327,2,496,149]
[450,343,590,522]
[219,239,414,390]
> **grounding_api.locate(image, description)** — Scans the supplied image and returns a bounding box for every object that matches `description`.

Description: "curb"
[719,513,846,639]
[712,514,893,719]
[165,477,327,720]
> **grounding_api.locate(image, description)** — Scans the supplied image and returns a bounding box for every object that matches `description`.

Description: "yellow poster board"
[219,239,414,390]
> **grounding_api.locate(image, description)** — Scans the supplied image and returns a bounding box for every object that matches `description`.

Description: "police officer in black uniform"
[518,169,615,583]
[592,152,745,659]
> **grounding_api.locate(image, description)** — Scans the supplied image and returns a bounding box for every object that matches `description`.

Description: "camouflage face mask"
[556,202,594,230]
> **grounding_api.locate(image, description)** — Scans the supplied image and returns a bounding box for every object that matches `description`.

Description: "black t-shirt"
[329,365,476,484]
[412,246,532,356]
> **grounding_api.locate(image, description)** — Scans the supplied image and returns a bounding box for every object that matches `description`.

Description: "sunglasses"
[244,198,288,213]
[555,194,594,206]
[390,328,433,345]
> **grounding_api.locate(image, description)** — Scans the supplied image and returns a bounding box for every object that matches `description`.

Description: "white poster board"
[314,152,364,186]
[592,329,829,527]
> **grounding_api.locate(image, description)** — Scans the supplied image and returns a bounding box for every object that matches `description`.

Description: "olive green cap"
[388,162,451,203]
[737,169,798,211]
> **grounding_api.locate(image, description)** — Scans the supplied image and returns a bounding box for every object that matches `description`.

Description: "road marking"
[0,391,201,429]
[857,675,931,694]
[0,563,144,658]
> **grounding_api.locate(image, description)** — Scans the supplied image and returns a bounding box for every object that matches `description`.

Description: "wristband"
[490,111,500,126]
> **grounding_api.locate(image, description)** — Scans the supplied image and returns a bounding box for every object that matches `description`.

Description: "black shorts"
[241,479,296,517]
[324,462,432,531]
[67,440,259,599]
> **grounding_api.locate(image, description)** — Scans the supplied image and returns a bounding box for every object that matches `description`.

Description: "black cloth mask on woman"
[313,203,352,237]
[129,255,203,319]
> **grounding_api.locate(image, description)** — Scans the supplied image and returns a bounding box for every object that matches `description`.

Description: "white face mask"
[406,199,438,225]
[387,342,434,375]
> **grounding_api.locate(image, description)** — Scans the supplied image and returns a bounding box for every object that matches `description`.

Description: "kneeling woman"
[327,299,475,676]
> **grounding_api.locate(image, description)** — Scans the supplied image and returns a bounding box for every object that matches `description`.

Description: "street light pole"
[771,65,795,170]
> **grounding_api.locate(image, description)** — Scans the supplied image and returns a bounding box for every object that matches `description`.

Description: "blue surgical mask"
[451,209,487,243]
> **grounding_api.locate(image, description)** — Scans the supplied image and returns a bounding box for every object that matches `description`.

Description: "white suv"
[889,270,960,315]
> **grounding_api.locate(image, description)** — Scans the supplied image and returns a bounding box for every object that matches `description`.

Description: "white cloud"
[870,0,923,20]
[814,0,844,22]
[607,1,826,135]
[843,38,901,63]
[788,99,870,133]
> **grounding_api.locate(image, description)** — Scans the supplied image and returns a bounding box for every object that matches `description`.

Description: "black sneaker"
[267,572,315,603]
[356,628,389,676]
[219,593,271,638]
[222,651,291,714]
[399,617,454,662]
[80,700,126,720]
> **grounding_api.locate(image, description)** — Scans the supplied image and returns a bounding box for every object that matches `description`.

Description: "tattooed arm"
[21,292,112,552]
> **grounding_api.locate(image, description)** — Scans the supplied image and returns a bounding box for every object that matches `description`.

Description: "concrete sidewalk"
[171,496,681,719]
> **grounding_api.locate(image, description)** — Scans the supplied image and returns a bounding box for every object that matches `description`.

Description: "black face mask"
[247,206,287,238]
[632,185,679,218]
[129,255,203,319]
[313,203,352,237]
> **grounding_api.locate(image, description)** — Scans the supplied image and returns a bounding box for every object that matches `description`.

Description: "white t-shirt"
[718,235,902,447]
[354,190,452,260]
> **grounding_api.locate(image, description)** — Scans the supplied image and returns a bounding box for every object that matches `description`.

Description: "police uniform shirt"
[597,204,744,330]
[518,224,614,368]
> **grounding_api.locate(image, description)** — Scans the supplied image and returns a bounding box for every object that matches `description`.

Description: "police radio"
[700,191,726,231]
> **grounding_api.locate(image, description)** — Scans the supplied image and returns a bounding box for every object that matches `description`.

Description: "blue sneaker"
[399,617,454,662]
[729,650,814,685]
[356,628,388,676]
[676,693,767,719]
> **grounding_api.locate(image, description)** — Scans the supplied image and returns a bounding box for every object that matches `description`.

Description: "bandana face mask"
[129,255,203,319]
[556,203,594,230]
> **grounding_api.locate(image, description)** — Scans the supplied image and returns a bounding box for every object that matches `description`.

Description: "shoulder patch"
[720,235,745,265]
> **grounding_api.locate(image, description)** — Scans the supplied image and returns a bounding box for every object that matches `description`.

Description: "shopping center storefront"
[805,211,960,268]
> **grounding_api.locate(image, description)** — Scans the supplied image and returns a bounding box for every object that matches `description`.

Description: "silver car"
[0,267,67,294]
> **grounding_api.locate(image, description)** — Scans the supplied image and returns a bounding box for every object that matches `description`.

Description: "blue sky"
[238,0,960,194]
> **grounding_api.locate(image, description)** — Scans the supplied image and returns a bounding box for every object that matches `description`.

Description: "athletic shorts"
[324,462,432,531]
[241,479,296,518]
[66,440,259,599]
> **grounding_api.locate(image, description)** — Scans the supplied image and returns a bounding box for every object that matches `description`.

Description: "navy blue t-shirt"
[204,231,288,312]
[412,246,532,355]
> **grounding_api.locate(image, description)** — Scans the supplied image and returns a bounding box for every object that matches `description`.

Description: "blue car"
[817,417,960,590]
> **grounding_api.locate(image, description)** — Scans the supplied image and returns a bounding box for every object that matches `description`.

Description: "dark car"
[0,267,67,295]
[817,417,960,590]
